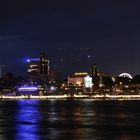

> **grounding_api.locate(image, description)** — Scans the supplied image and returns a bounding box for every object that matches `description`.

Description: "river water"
[0,99,140,140]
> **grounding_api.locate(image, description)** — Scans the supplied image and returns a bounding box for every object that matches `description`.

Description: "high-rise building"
[90,64,100,91]
[27,53,50,81]
[27,58,40,80]
[40,53,50,77]
[90,65,98,77]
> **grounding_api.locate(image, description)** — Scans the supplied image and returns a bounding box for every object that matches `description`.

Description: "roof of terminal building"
[69,72,89,78]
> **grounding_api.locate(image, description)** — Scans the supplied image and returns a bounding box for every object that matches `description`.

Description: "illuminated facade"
[40,53,50,76]
[66,72,93,94]
[27,53,50,81]
[27,58,40,79]
[68,72,88,86]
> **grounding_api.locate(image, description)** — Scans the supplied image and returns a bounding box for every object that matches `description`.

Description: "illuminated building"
[67,72,92,94]
[84,76,93,88]
[40,53,50,77]
[90,65,100,91]
[90,65,98,77]
[27,53,50,81]
[68,72,88,86]
[27,58,40,80]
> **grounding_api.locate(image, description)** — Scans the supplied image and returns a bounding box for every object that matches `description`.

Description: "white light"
[119,73,133,79]
[88,55,91,58]
[76,81,81,86]
[50,86,55,91]
[84,76,93,88]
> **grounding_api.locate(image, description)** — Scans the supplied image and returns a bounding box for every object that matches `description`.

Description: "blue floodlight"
[18,86,38,92]
[26,59,31,63]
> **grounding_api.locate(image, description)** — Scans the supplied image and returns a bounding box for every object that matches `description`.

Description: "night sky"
[0,0,140,77]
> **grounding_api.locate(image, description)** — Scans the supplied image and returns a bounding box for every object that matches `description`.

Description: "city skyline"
[0,0,140,76]
[0,1,140,140]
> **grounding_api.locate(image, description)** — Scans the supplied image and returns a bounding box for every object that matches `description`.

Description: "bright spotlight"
[26,59,31,63]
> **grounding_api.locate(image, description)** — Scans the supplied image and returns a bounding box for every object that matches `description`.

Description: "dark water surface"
[0,100,140,140]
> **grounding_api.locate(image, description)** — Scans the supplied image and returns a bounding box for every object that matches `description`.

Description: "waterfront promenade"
[1,94,140,100]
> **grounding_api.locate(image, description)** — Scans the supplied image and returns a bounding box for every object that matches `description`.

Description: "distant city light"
[88,55,91,58]
[50,86,55,91]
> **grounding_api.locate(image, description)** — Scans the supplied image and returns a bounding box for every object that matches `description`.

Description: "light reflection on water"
[0,100,139,140]
[16,100,41,140]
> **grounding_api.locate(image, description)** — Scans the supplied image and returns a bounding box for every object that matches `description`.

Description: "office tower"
[90,64,100,91]
[27,53,50,82]
[40,53,50,77]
